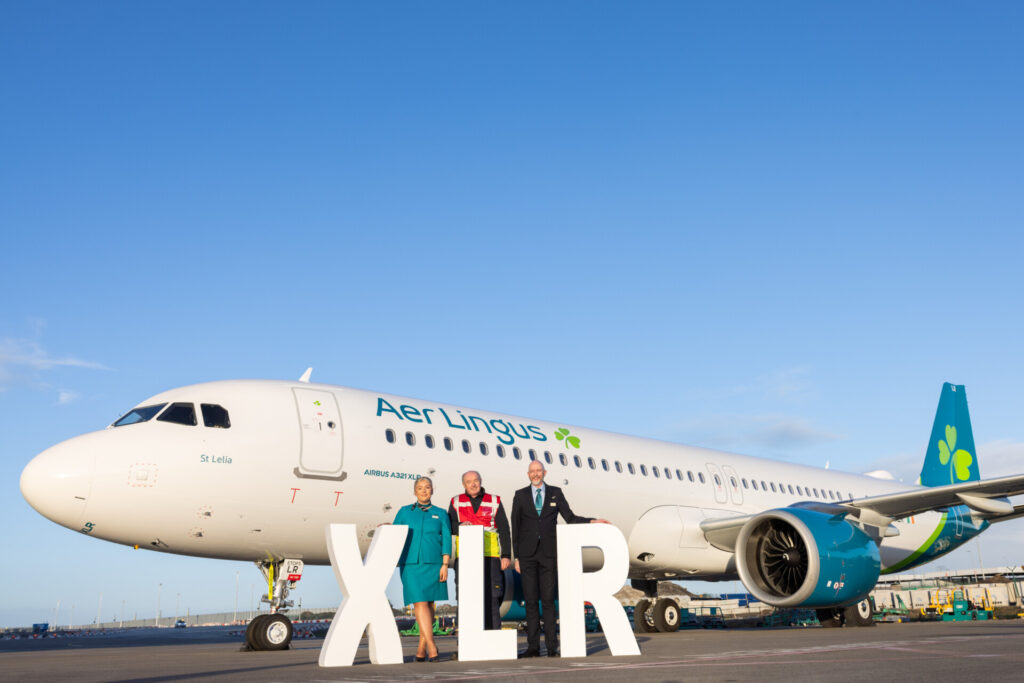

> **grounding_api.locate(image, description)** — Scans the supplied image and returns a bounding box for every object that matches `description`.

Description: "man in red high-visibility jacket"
[447,470,512,630]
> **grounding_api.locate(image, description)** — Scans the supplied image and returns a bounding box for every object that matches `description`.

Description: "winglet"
[299,367,313,383]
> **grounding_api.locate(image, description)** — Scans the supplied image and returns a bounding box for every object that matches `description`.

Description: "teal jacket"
[392,503,452,566]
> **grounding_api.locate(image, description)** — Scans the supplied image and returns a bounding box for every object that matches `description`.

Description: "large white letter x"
[319,523,408,667]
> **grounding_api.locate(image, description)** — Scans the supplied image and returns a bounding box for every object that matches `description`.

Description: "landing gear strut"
[244,558,304,651]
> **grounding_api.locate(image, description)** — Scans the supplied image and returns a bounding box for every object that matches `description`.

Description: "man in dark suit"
[511,459,609,658]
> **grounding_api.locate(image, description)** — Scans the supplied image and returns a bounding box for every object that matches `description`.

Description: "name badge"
[431,515,439,518]
[550,502,556,507]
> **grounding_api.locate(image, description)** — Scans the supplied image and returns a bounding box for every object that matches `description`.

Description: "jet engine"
[735,507,880,608]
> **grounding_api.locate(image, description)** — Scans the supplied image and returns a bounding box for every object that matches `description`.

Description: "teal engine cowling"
[735,507,880,608]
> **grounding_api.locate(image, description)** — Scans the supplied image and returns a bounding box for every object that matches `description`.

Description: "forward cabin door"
[292,387,345,480]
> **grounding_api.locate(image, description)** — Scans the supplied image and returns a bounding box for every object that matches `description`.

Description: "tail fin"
[919,383,980,486]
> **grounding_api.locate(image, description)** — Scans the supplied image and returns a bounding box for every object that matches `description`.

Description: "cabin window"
[813,488,819,497]
[828,490,835,500]
[200,404,231,428]
[760,480,767,490]
[529,449,537,461]
[462,439,471,453]
[444,437,453,451]
[848,492,854,499]
[770,482,777,492]
[513,447,522,460]
[731,477,738,488]
[742,478,748,489]
[479,442,488,455]
[113,403,167,427]
[385,429,396,443]
[496,445,505,458]
[676,469,683,480]
[559,453,568,466]
[652,467,660,478]
[602,459,610,472]
[687,471,695,482]
[796,485,803,495]
[425,434,435,448]
[406,431,416,446]
[699,472,706,483]
[640,464,648,476]
[544,451,553,464]
[787,484,794,494]
[588,457,597,470]
[714,474,722,486]
[615,461,623,473]
[157,402,197,426]
[628,463,635,474]
[573,455,582,468]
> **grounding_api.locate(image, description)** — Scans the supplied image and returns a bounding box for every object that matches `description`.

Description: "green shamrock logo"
[554,427,580,449]
[937,424,973,483]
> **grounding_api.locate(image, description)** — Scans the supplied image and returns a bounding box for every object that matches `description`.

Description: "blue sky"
[2,2,1023,627]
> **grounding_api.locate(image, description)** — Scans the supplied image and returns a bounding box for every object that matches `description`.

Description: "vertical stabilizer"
[919,383,980,487]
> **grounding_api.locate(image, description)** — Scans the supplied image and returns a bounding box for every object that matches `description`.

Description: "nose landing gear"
[244,558,304,651]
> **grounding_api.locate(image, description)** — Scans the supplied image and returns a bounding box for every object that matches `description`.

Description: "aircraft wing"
[845,473,1024,520]
[698,473,1024,551]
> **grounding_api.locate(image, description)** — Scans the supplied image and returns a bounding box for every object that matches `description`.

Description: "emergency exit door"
[293,388,344,479]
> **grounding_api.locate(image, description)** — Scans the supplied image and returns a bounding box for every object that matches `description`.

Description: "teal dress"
[393,502,452,604]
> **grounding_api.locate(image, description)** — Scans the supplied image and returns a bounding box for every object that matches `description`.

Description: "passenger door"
[706,463,728,504]
[292,388,345,480]
[721,465,744,505]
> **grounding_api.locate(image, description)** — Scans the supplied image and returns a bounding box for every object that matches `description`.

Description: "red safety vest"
[452,493,501,557]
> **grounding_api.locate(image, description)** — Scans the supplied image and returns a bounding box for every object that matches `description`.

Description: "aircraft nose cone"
[20,437,96,530]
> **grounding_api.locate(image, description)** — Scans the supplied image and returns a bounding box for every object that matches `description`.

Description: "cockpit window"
[113,403,167,427]
[201,404,231,429]
[156,402,197,426]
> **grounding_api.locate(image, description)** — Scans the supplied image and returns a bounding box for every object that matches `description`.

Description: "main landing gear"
[816,597,875,628]
[244,558,304,651]
[632,580,682,633]
[634,598,681,633]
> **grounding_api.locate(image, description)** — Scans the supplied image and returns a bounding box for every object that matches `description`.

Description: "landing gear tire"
[634,599,657,633]
[246,614,269,649]
[844,599,875,627]
[816,607,844,627]
[246,614,293,650]
[652,599,680,632]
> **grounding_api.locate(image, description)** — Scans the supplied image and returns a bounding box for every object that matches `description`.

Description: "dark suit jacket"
[511,484,592,559]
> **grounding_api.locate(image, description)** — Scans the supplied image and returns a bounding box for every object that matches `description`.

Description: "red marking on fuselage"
[290,487,300,503]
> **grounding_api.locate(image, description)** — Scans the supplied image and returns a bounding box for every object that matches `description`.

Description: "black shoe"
[414,655,426,662]
[547,649,560,657]
[520,649,541,658]
[428,655,439,662]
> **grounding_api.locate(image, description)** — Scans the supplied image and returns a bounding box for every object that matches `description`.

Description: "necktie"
[535,488,542,515]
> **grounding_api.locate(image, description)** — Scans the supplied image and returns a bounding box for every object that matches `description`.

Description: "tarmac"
[3,621,1024,682]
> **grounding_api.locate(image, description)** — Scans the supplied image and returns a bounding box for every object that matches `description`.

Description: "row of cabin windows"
[383,429,854,500]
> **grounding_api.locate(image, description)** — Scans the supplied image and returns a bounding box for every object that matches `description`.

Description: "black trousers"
[520,554,558,652]
[455,556,506,630]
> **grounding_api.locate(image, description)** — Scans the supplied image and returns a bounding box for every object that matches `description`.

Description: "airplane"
[20,373,1024,650]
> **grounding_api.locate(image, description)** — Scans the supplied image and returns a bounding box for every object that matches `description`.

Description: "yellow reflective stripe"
[454,530,502,558]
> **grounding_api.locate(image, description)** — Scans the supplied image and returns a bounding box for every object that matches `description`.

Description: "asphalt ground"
[4,621,1024,682]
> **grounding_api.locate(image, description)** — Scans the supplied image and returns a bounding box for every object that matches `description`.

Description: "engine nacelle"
[735,507,880,608]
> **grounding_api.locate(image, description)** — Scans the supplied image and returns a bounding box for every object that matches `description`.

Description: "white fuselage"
[20,379,950,581]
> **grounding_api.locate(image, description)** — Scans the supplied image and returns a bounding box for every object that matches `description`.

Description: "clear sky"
[2,2,1023,628]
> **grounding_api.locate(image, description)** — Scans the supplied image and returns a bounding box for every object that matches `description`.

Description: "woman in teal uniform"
[393,476,452,661]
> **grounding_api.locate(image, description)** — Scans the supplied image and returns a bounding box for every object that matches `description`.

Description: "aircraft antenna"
[299,367,313,383]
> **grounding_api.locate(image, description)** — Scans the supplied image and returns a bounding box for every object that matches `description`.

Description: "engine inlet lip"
[735,509,820,607]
